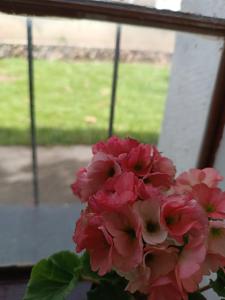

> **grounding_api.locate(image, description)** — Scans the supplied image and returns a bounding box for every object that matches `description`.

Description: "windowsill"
[0,203,82,266]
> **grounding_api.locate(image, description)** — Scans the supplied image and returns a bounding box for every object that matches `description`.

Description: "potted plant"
[24,136,225,300]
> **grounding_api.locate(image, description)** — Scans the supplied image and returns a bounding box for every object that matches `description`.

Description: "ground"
[0,58,169,145]
[0,146,91,204]
[0,58,169,204]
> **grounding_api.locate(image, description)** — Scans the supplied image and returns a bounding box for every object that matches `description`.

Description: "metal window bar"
[27,18,39,206]
[25,19,122,203]
[108,24,122,137]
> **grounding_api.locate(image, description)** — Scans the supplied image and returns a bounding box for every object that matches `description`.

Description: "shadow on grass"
[0,127,159,146]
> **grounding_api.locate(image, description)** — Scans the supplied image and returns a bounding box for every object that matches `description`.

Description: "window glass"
[0,11,223,265]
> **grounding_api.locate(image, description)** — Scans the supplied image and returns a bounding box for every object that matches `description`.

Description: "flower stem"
[198,284,211,293]
[80,275,100,285]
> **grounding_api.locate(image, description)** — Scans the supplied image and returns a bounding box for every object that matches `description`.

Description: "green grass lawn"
[0,58,169,145]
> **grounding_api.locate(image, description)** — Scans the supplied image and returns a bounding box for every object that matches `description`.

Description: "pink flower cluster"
[72,136,225,300]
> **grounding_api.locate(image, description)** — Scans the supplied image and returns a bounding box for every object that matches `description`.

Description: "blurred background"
[0,0,182,205]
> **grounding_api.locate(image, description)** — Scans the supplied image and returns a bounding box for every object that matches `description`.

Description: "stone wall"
[0,44,171,64]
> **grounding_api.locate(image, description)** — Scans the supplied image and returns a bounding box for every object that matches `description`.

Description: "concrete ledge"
[0,204,83,266]
[0,44,172,64]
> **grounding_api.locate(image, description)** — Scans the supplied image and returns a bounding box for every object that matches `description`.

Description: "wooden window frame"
[1,0,225,37]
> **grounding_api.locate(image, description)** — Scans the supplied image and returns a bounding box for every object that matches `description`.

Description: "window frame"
[1,0,225,37]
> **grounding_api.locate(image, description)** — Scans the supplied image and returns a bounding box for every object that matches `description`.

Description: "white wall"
[159,0,224,175]
[159,1,225,299]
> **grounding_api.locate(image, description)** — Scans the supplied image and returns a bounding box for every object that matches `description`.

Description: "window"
[1,3,225,299]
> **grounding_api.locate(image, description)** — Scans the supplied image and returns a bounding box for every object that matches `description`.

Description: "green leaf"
[23,251,82,300]
[87,272,132,300]
[210,269,225,297]
[188,292,207,300]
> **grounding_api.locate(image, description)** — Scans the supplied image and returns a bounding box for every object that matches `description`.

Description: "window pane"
[0,12,223,267]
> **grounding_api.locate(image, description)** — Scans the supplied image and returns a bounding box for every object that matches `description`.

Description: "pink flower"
[92,136,139,157]
[151,154,176,179]
[73,210,113,275]
[208,221,225,257]
[176,239,206,286]
[71,168,88,202]
[124,244,178,294]
[142,173,173,190]
[176,224,207,292]
[161,195,207,240]
[71,136,225,299]
[191,184,225,218]
[89,172,138,212]
[148,272,188,300]
[134,198,167,245]
[123,265,151,294]
[201,168,223,187]
[177,251,225,293]
[144,245,178,280]
[177,267,204,293]
[71,152,121,202]
[175,168,223,193]
[103,206,143,272]
[137,180,161,200]
[203,253,225,274]
[120,144,152,176]
[161,196,208,283]
[183,251,225,292]
[137,148,176,190]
